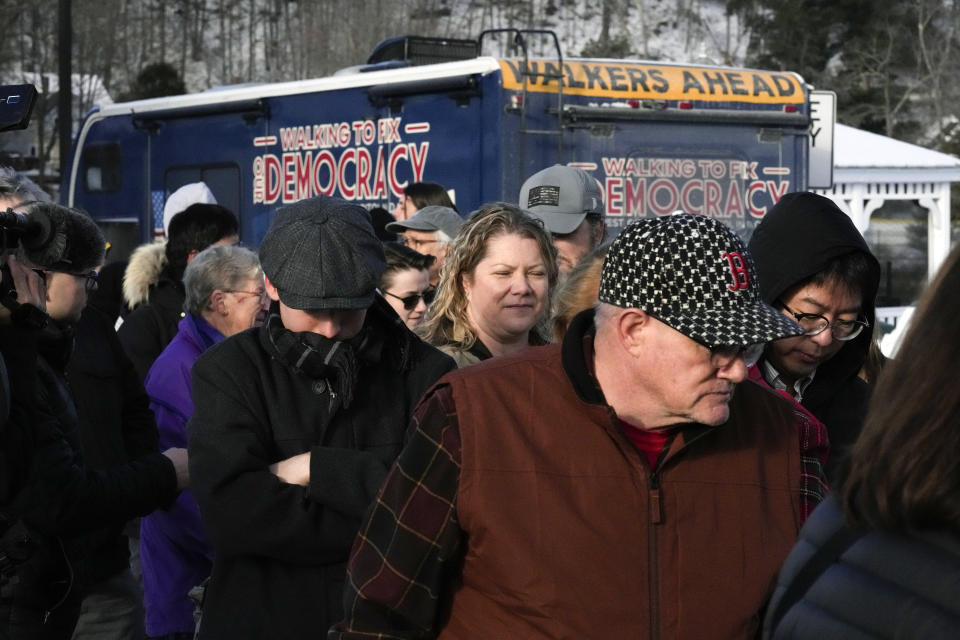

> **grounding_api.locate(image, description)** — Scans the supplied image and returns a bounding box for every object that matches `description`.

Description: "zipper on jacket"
[648,469,662,640]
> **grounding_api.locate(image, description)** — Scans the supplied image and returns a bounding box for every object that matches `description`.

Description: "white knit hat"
[162,182,217,237]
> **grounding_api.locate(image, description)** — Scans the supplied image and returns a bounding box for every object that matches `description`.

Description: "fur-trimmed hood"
[123,242,167,309]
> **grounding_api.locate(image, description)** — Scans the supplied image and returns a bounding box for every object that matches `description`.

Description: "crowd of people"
[0,162,958,640]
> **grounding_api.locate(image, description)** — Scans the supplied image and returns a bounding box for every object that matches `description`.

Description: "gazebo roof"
[834,123,960,182]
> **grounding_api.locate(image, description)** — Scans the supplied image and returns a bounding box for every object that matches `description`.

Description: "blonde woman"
[419,203,558,367]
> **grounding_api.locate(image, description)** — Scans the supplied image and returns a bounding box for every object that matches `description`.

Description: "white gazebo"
[814,123,960,279]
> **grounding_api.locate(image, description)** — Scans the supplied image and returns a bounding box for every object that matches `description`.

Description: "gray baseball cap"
[385,205,464,239]
[519,164,603,235]
[259,196,385,310]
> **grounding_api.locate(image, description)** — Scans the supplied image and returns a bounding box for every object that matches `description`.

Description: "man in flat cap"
[187,195,454,640]
[333,213,824,639]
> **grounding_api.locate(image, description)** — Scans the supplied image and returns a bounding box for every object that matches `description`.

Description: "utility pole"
[58,0,72,186]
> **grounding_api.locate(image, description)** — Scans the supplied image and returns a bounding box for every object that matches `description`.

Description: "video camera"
[0,83,48,308]
[0,84,36,133]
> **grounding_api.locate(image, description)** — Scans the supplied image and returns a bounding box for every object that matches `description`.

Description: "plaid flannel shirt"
[331,383,462,639]
[748,365,830,521]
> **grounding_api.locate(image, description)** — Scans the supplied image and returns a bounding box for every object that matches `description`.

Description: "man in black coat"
[187,196,455,640]
[0,202,189,640]
[748,192,881,486]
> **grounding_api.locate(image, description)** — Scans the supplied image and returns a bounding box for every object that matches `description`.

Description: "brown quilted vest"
[439,343,801,640]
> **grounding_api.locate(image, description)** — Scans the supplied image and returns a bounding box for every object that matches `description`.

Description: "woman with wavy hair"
[764,242,960,639]
[418,202,558,367]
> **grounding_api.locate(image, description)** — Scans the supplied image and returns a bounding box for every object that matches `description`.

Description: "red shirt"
[619,419,672,469]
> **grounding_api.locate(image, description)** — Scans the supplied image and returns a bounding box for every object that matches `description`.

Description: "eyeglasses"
[710,343,765,368]
[225,288,268,303]
[80,271,99,292]
[778,301,869,341]
[401,236,440,251]
[40,269,98,292]
[69,270,98,292]
[382,287,436,311]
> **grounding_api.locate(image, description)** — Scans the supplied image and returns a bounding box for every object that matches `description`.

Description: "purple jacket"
[141,314,223,636]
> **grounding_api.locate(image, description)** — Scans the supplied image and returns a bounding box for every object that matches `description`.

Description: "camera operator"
[0,199,188,640]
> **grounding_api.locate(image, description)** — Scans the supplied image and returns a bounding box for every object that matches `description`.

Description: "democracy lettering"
[602,156,790,218]
[252,117,427,205]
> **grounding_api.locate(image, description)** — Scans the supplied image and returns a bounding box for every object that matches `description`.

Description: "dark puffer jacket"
[1,323,178,635]
[749,193,881,485]
[764,496,960,639]
[187,297,455,640]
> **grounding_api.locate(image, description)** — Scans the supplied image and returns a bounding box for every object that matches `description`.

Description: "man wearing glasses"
[749,191,881,485]
[333,214,823,640]
[385,205,464,287]
[0,199,187,639]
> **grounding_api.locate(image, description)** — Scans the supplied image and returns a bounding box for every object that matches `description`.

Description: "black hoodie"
[748,192,881,486]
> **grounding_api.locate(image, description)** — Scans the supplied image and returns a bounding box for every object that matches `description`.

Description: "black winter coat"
[187,297,455,640]
[117,275,186,384]
[0,322,178,635]
[764,496,960,639]
[67,306,162,586]
[748,193,881,486]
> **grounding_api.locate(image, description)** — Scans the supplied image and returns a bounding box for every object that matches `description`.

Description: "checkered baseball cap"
[598,213,803,347]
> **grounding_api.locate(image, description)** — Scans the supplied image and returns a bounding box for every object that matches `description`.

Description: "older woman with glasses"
[418,202,558,368]
[140,244,267,640]
[379,242,435,330]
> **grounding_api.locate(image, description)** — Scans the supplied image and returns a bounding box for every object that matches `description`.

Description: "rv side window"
[82,143,122,192]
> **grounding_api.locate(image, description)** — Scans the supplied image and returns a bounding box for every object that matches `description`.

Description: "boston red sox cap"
[598,213,803,348]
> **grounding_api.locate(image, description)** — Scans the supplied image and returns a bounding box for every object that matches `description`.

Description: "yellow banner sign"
[498,59,805,105]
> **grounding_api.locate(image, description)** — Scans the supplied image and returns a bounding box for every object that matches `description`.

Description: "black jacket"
[67,306,162,586]
[187,297,455,640]
[764,496,960,639]
[0,320,178,632]
[748,193,881,485]
[117,273,186,384]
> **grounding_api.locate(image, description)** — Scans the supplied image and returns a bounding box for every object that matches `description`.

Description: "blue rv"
[64,31,820,257]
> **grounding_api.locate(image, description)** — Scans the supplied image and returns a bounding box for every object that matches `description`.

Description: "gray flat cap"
[259,196,385,310]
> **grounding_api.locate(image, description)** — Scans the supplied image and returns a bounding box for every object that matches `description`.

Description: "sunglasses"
[382,287,436,311]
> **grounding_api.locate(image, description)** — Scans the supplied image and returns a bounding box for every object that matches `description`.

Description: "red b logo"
[722,252,750,291]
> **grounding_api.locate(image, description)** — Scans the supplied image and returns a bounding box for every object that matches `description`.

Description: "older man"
[519,164,606,278]
[333,214,822,639]
[385,205,463,287]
